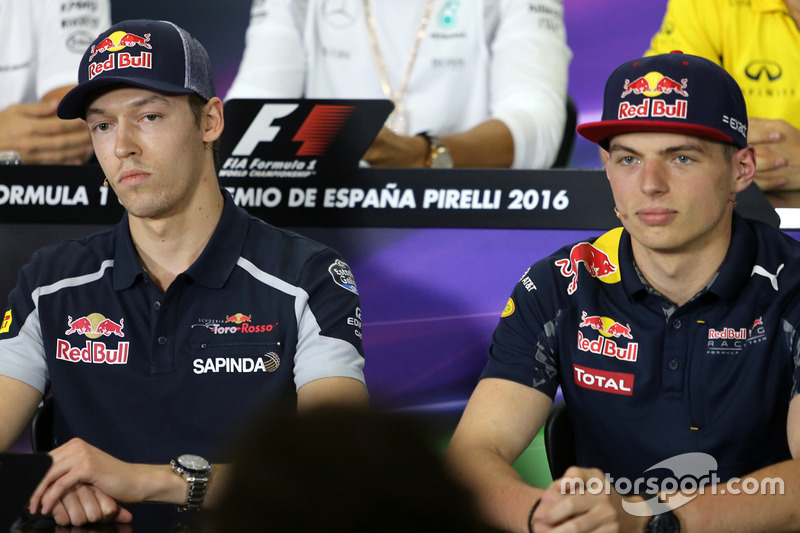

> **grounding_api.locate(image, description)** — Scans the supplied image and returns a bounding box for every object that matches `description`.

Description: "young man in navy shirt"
[0,20,367,526]
[448,52,800,532]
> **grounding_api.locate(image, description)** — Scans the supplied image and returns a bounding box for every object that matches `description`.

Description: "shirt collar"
[112,189,249,290]
[618,213,755,304]
[751,0,789,13]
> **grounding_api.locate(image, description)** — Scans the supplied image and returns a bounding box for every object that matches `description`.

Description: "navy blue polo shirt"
[0,190,365,463]
[484,214,800,482]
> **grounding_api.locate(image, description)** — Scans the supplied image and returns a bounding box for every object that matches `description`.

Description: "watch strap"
[419,132,454,168]
[645,510,681,533]
[171,458,210,512]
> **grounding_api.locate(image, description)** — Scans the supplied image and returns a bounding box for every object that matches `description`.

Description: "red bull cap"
[577,51,748,149]
[58,19,216,119]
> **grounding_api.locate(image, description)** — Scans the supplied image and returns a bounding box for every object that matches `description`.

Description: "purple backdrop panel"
[298,226,600,413]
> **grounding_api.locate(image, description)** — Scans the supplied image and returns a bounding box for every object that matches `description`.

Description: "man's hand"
[362,127,429,168]
[532,466,648,532]
[48,484,133,527]
[0,100,93,165]
[28,438,148,525]
[749,118,800,191]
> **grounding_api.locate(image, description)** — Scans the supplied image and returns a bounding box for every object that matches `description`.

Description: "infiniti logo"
[745,60,782,82]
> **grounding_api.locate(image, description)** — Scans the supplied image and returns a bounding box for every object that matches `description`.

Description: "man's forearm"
[675,458,800,533]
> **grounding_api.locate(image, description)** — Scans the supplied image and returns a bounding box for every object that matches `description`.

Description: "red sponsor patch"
[573,363,634,396]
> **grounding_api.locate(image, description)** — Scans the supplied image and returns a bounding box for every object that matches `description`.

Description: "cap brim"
[57,77,197,119]
[577,120,740,148]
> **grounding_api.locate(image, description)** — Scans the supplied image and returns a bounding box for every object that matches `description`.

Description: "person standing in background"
[0,0,111,164]
[226,0,571,169]
[647,0,800,191]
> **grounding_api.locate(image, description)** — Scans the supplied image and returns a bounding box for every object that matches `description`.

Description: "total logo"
[58,313,129,365]
[87,31,152,80]
[618,71,688,121]
[573,363,634,396]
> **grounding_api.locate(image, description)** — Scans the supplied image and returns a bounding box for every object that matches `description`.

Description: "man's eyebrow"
[85,94,172,118]
[607,142,708,156]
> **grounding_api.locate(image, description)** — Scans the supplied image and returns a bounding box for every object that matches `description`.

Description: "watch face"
[648,511,680,533]
[177,454,210,472]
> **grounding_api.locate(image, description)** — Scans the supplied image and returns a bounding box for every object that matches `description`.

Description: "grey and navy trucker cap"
[58,19,216,119]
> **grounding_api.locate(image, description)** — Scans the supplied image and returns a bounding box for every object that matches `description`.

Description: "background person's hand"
[0,99,93,165]
[362,126,429,168]
[749,118,800,191]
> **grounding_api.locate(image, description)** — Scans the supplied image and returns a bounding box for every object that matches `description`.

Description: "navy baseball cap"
[577,51,748,149]
[58,19,216,119]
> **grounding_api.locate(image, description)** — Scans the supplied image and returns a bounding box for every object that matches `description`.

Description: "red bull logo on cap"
[88,30,153,80]
[89,31,152,60]
[618,71,688,121]
[620,71,688,98]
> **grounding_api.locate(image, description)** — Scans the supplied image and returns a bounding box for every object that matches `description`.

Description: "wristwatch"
[645,510,680,533]
[420,132,454,168]
[170,454,211,511]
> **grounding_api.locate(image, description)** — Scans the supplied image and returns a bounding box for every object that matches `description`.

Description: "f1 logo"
[231,104,298,156]
[231,104,355,157]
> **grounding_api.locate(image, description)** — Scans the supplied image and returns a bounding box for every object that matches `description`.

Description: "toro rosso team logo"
[578,311,638,362]
[58,313,129,365]
[555,242,617,295]
[618,71,688,121]
[191,313,277,335]
[88,30,153,80]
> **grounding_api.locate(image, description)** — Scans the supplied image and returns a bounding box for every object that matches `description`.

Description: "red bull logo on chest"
[57,313,129,365]
[88,31,153,80]
[618,71,688,121]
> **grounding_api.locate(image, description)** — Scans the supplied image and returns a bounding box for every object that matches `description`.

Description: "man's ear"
[202,97,224,143]
[731,145,756,193]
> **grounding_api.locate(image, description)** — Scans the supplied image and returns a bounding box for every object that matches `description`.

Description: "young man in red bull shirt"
[0,19,367,526]
[448,51,800,532]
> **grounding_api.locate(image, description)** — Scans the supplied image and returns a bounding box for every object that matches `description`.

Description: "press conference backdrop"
[108,0,673,170]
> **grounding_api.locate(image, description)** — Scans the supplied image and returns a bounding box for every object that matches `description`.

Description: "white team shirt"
[0,0,111,110]
[226,0,572,169]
